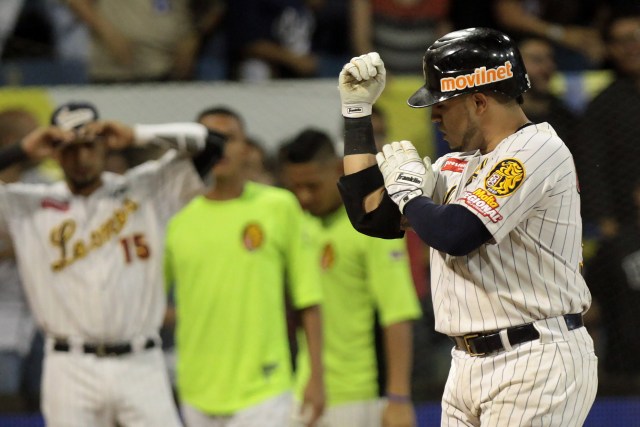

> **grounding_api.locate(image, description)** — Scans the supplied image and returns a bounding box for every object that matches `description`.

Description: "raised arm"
[84,120,226,177]
[336,53,407,238]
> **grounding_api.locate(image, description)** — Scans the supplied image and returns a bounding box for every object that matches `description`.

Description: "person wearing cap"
[334,28,597,426]
[0,102,225,427]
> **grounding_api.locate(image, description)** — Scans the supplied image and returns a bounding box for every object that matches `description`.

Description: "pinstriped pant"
[441,321,598,426]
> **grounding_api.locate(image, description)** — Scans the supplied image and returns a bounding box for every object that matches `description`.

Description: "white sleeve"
[133,123,208,154]
[453,136,575,243]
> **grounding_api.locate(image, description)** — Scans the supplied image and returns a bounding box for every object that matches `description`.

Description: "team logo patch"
[485,158,525,197]
[242,223,264,251]
[321,243,334,270]
[440,61,513,93]
[460,189,503,223]
[41,198,70,211]
[442,158,467,173]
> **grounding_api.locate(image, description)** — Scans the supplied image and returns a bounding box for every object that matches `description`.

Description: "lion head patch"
[485,158,525,197]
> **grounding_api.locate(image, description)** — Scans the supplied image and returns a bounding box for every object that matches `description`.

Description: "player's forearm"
[343,117,385,211]
[383,320,413,398]
[134,123,210,153]
[65,0,114,38]
[300,305,324,382]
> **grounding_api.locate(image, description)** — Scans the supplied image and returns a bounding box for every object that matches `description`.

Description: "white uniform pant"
[292,399,384,427]
[42,346,182,427]
[181,392,292,427]
[441,318,598,427]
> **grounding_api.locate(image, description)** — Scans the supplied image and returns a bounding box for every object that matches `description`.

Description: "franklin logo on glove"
[396,173,423,185]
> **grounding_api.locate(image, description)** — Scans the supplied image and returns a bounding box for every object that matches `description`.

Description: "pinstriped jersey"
[430,123,590,335]
[0,150,203,342]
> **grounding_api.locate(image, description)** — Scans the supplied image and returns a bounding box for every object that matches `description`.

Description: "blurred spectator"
[585,178,640,394]
[0,109,39,400]
[226,0,318,81]
[518,36,577,143]
[493,0,607,70]
[63,0,211,82]
[351,0,451,76]
[45,0,89,65]
[165,106,325,426]
[280,128,420,426]
[189,0,227,80]
[573,10,640,236]
[1,0,54,61]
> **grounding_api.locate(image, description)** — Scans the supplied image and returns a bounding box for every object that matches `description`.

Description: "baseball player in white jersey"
[0,102,225,427]
[335,28,598,426]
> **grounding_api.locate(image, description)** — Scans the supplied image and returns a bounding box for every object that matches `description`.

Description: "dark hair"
[196,106,245,131]
[280,128,336,164]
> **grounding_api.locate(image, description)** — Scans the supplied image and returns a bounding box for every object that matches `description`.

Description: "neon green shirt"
[165,182,322,414]
[295,206,421,405]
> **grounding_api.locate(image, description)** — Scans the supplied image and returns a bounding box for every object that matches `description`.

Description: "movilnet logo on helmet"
[440,61,513,93]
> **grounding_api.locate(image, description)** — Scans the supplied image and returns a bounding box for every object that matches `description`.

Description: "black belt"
[53,338,156,357]
[450,313,584,357]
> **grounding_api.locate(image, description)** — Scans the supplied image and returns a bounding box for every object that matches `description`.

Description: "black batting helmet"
[408,27,530,108]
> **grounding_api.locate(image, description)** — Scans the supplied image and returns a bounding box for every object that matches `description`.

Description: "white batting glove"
[376,141,435,213]
[338,52,386,118]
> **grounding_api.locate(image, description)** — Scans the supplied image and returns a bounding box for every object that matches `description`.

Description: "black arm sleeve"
[337,165,404,239]
[0,143,28,171]
[404,197,492,256]
[191,130,227,178]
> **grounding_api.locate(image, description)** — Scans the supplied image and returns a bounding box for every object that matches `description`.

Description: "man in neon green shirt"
[165,107,325,427]
[280,129,421,427]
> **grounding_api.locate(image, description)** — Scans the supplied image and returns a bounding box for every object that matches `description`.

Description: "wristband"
[342,103,372,118]
[344,117,377,155]
[386,393,411,403]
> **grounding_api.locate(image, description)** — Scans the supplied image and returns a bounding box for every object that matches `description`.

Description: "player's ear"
[470,92,489,113]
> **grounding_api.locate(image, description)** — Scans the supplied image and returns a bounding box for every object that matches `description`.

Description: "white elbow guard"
[133,123,208,153]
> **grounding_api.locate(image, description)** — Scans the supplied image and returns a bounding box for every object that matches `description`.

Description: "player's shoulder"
[504,122,567,153]
[245,181,300,206]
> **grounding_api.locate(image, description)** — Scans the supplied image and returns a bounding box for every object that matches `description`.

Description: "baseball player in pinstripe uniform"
[0,102,225,427]
[335,28,598,426]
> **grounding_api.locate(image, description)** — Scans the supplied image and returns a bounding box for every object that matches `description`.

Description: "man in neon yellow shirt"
[165,107,325,427]
[280,129,421,427]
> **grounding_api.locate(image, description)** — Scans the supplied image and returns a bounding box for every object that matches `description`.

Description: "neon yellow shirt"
[165,182,322,414]
[295,206,420,405]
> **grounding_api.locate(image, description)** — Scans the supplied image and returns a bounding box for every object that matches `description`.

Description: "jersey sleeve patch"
[460,189,503,223]
[484,158,525,197]
[441,158,468,173]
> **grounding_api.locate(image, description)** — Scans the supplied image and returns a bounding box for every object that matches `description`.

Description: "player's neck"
[482,108,530,154]
[67,177,103,197]
[205,176,246,201]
